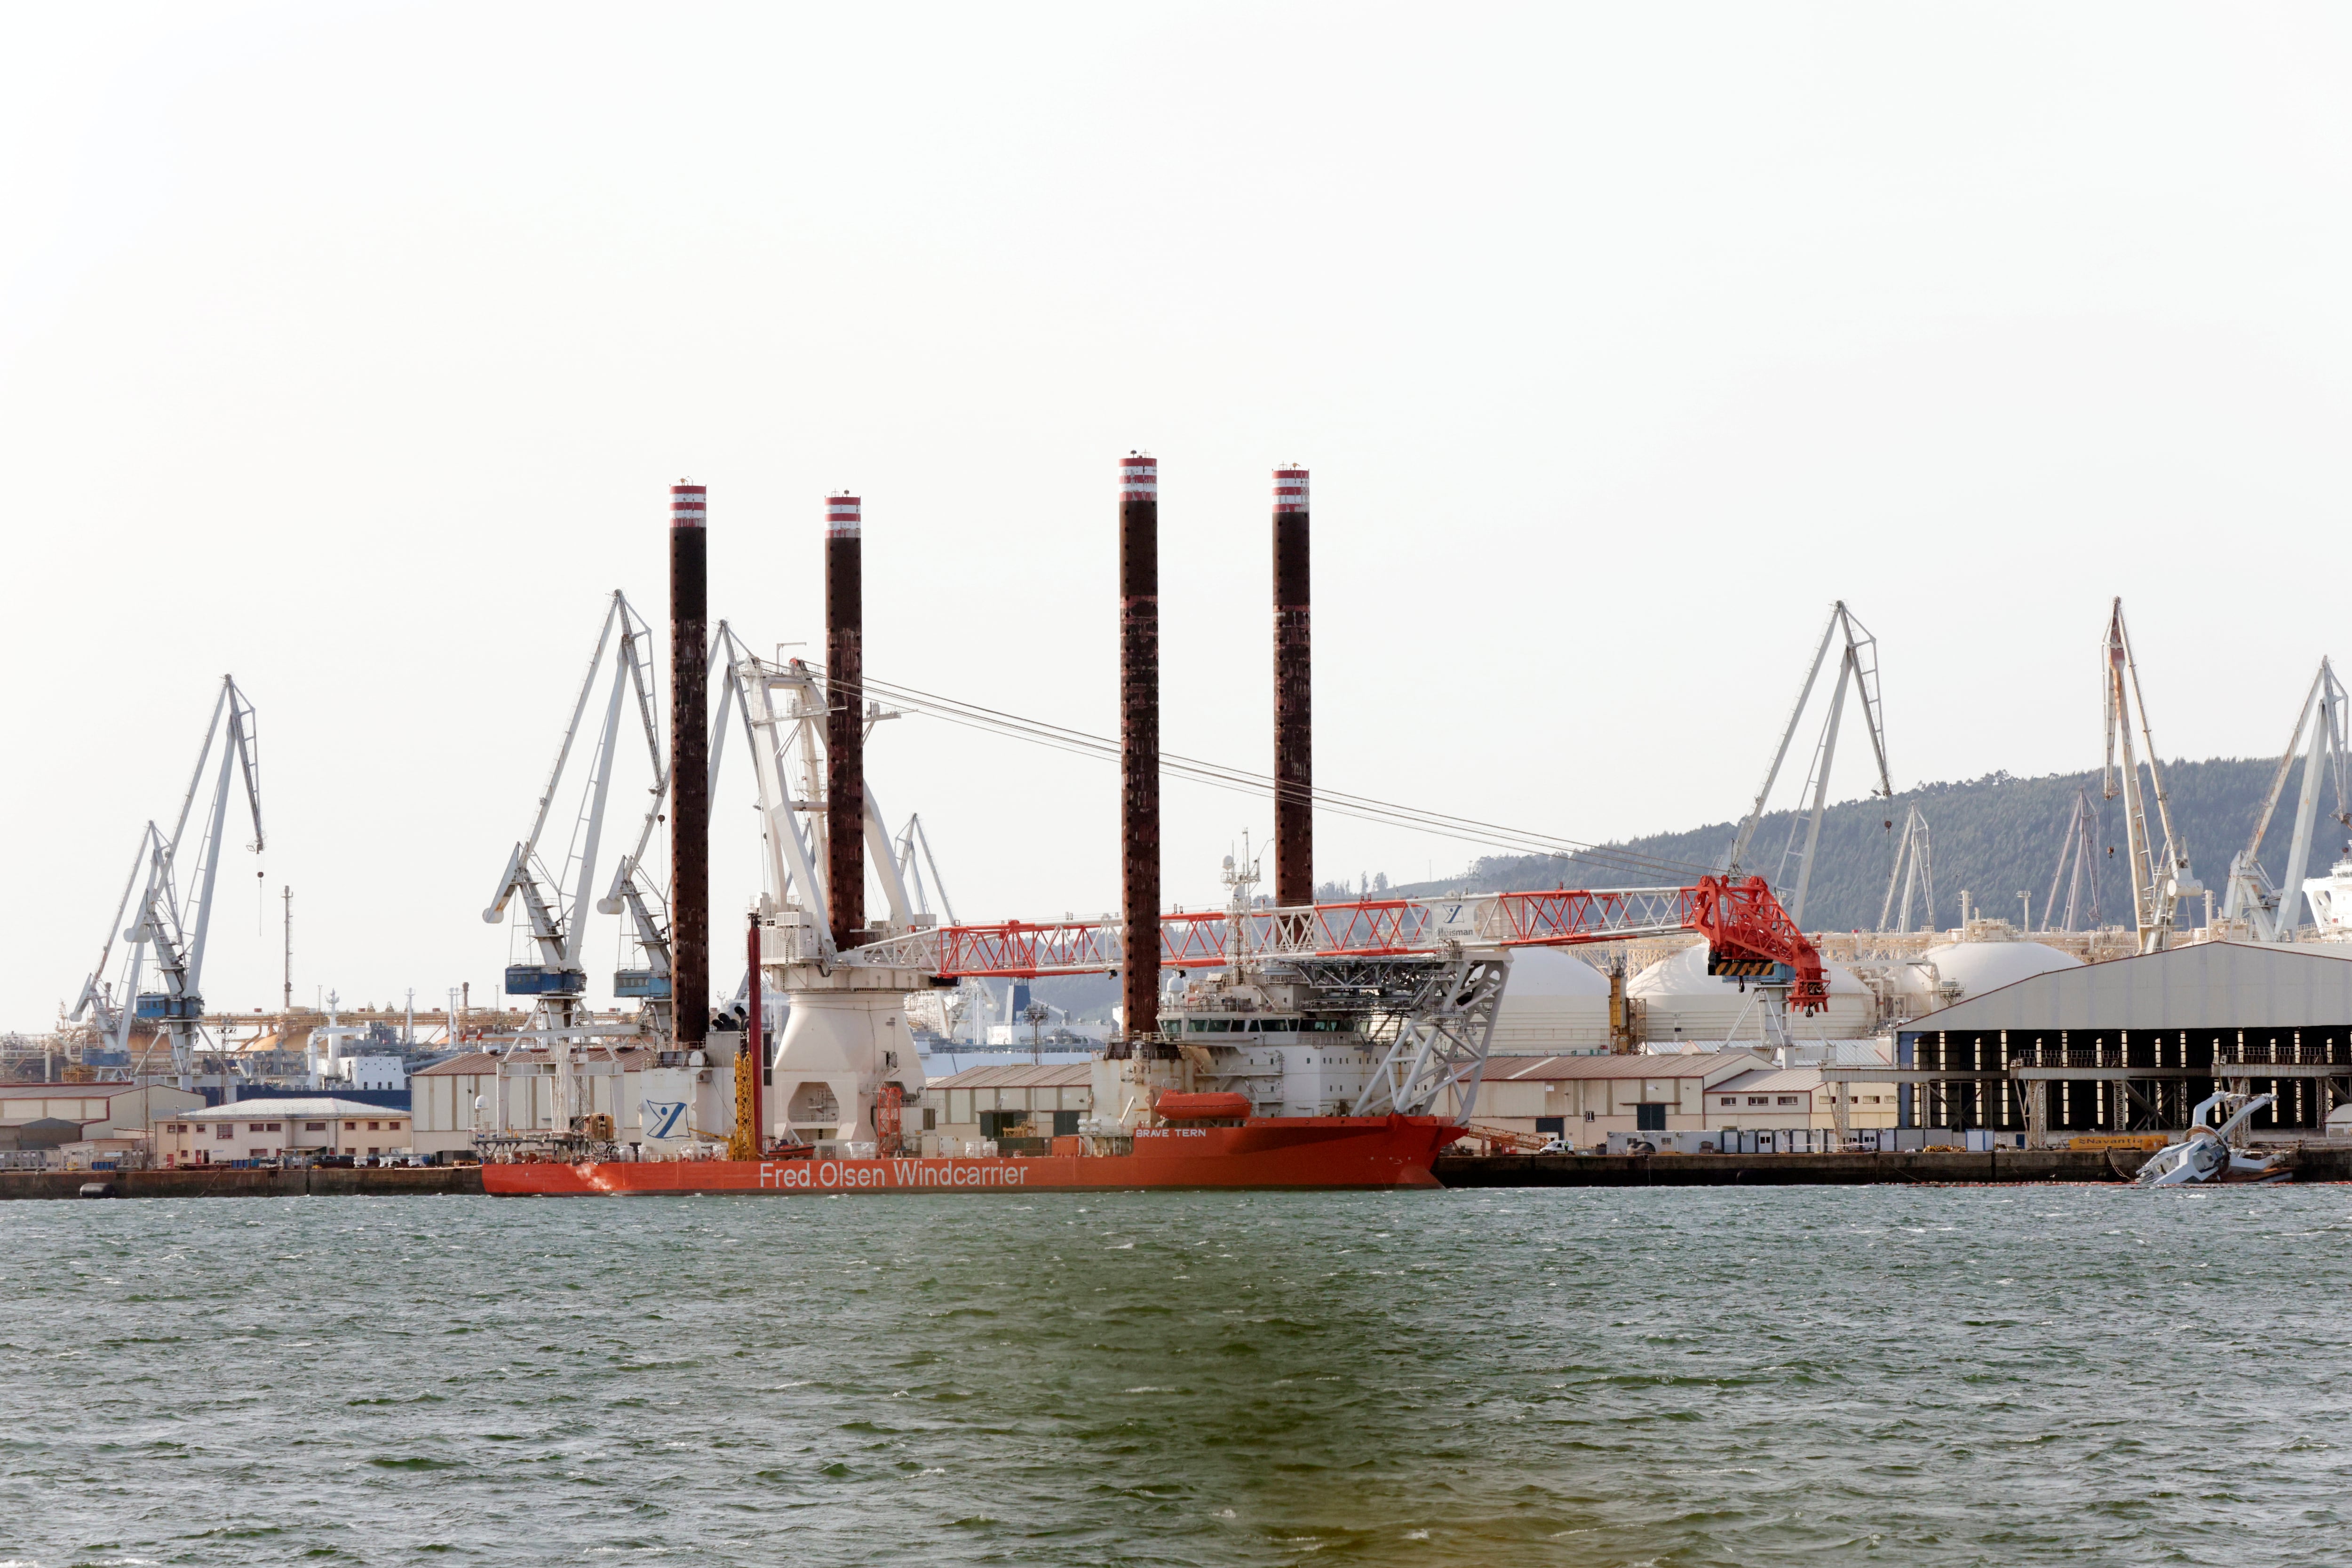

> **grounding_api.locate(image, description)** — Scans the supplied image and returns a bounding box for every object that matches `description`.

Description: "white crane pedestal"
[769,961,929,1153]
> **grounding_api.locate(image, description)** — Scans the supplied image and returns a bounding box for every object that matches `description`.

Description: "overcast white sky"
[4,3,2348,1029]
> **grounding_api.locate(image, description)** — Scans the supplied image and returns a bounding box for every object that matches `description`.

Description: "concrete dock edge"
[0,1166,487,1200]
[1434,1147,2352,1186]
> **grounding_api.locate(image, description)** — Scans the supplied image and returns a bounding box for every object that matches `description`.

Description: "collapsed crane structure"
[830,461,1831,1139]
[479,455,1835,1192]
[70,677,265,1088]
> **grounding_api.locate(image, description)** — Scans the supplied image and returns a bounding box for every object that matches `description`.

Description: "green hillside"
[1388,757,2352,933]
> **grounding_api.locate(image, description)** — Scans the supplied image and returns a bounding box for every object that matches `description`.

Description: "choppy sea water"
[4,1185,2349,1567]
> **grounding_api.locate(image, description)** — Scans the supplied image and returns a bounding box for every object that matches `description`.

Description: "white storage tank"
[1899,936,2082,1012]
[1490,947,1613,1055]
[1630,943,1877,1043]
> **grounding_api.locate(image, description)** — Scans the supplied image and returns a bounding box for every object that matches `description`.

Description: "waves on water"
[4,1185,2349,1565]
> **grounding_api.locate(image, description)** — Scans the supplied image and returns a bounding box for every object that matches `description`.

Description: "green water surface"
[2,1186,2344,1566]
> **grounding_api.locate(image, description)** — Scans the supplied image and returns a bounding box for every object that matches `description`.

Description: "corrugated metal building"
[1890,941,2352,1135]
[0,1082,201,1139]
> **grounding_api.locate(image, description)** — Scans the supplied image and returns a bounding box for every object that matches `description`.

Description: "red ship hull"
[479,1115,1459,1196]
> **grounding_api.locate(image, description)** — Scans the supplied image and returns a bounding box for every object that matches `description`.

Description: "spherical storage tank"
[1900,939,2081,1006]
[1489,947,1612,1054]
[1629,943,1876,1043]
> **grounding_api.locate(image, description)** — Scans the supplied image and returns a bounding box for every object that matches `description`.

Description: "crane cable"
[792,662,1724,884]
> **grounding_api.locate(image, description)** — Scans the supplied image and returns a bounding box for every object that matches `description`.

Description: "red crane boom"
[864,874,1827,1014]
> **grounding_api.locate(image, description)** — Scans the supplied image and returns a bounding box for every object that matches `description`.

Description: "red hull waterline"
[480,1116,1460,1196]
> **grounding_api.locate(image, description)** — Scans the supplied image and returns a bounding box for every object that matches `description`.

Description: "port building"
[0,1082,199,1141]
[1704,1065,1900,1134]
[155,1096,414,1165]
[1449,1052,1763,1144]
[1865,941,2352,1137]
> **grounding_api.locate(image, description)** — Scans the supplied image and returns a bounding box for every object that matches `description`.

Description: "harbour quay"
[0,1165,483,1200]
[1437,1145,2352,1186]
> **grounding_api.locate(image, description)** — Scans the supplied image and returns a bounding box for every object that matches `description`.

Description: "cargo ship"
[475,465,1825,1196]
[479,1111,1462,1195]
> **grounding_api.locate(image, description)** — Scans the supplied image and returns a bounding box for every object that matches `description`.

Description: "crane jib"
[850,875,1831,1014]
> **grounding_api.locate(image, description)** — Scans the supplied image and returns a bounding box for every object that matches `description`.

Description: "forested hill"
[1388,758,2352,933]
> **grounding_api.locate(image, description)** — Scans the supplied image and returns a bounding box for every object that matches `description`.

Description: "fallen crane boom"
[848,876,1828,1012]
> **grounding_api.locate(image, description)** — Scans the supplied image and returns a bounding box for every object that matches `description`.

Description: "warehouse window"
[368,1121,381,1130]
[216,1126,233,1139]
[1748,1096,1769,1106]
[1776,1096,1801,1106]
[1720,1097,1737,1107]
[345,1121,358,1130]
[306,1122,325,1131]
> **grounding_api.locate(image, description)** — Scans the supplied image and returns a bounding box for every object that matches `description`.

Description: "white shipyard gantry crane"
[733,648,922,962]
[483,591,683,1027]
[2102,598,2200,954]
[2221,659,2350,943]
[482,595,790,1030]
[2042,787,2104,933]
[484,603,937,1029]
[1721,600,1893,927]
[587,621,784,1026]
[1876,804,1938,933]
[69,677,264,1088]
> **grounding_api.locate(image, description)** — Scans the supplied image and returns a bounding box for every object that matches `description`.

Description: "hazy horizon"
[8,4,2352,1029]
